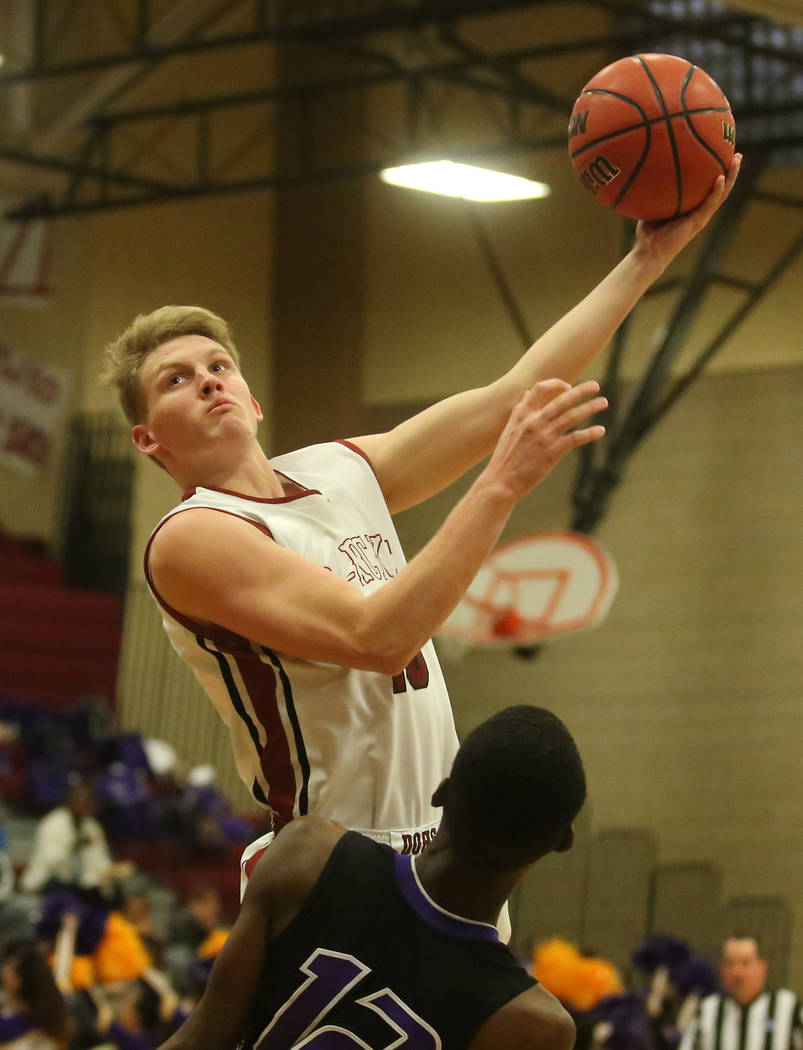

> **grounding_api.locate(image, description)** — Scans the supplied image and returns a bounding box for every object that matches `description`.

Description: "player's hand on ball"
[635,152,741,265]
[485,379,607,501]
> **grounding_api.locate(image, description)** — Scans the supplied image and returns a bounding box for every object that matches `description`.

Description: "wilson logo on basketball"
[722,122,736,145]
[580,155,622,194]
[568,110,589,138]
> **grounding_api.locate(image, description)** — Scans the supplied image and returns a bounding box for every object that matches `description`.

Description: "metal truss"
[1,0,802,218]
[571,152,803,533]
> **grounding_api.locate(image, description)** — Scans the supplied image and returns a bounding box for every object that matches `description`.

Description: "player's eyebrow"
[154,350,232,376]
[155,359,188,375]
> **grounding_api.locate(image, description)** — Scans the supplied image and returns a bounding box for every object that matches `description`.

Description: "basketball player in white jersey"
[103,156,739,905]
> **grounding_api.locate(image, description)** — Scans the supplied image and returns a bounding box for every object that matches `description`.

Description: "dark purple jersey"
[238,831,536,1050]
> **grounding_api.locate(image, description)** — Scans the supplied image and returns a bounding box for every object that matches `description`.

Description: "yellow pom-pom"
[93,912,152,983]
[572,957,624,1011]
[533,938,583,1002]
[533,937,624,1011]
[70,955,95,989]
[198,928,229,959]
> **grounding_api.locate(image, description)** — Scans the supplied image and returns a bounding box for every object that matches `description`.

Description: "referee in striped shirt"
[680,935,802,1050]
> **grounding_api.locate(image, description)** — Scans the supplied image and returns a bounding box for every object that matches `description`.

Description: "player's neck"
[176,442,284,498]
[414,844,521,928]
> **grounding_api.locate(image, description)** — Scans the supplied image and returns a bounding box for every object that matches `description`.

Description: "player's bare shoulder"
[147,506,278,610]
[468,983,575,1050]
[245,817,347,938]
[149,506,262,571]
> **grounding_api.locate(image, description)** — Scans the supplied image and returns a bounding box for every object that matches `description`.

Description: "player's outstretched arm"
[468,984,576,1050]
[352,154,740,515]
[150,379,606,673]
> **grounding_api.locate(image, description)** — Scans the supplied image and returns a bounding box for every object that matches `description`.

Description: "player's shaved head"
[443,705,586,868]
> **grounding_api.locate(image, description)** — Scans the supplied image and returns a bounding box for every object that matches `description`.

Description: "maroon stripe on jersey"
[182,482,321,504]
[228,646,299,825]
[336,438,378,476]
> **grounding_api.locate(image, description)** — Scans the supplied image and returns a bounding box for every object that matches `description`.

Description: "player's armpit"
[467,985,576,1050]
[147,508,397,672]
[248,817,347,941]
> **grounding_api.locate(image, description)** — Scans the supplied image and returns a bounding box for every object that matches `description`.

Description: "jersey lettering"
[254,949,440,1050]
[255,950,368,1048]
[391,651,430,695]
[339,534,398,585]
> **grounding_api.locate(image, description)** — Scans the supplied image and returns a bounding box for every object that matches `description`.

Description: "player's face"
[132,334,262,466]
[720,939,768,1004]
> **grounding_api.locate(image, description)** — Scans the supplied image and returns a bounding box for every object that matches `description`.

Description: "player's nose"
[199,373,224,397]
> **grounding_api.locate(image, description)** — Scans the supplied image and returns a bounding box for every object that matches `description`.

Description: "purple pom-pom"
[672,956,720,997]
[592,993,656,1050]
[36,892,108,955]
[632,934,691,974]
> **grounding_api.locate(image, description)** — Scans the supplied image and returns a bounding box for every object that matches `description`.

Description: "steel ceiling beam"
[0,0,545,86]
[2,0,801,91]
[2,0,801,220]
[570,152,803,534]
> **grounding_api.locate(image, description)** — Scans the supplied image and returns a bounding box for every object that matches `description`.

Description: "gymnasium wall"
[394,364,803,983]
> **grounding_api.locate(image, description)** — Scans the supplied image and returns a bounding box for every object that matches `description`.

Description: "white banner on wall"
[0,340,70,475]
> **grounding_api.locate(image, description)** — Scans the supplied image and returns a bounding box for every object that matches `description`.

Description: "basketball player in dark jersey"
[157,705,587,1050]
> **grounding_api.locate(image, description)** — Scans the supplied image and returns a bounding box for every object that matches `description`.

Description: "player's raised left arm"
[353,154,740,515]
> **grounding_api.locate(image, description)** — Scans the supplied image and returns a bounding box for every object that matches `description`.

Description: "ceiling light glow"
[379,160,550,202]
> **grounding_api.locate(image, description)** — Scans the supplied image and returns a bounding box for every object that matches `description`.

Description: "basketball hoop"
[436,531,618,650]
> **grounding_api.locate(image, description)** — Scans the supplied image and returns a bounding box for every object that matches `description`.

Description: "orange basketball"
[568,53,735,221]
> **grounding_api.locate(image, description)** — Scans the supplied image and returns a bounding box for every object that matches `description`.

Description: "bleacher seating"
[0,535,121,709]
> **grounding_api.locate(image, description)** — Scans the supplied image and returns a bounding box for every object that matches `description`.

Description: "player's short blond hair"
[102,305,241,425]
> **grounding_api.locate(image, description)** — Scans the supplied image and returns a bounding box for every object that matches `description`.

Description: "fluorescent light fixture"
[379,160,550,202]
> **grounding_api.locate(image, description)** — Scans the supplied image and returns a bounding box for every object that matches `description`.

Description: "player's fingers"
[696,153,740,224]
[531,378,571,409]
[565,423,606,448]
[539,379,601,420]
[722,152,742,197]
[553,395,608,432]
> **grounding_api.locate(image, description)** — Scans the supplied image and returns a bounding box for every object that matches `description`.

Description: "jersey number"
[255,948,440,1049]
[391,651,430,695]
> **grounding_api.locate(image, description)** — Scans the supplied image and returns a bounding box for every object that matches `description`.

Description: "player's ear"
[131,424,159,457]
[251,395,263,421]
[553,825,574,854]
[431,778,449,807]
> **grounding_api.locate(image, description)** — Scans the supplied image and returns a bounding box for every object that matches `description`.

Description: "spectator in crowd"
[0,805,33,945]
[85,979,169,1050]
[164,886,227,990]
[20,782,131,906]
[679,934,802,1050]
[0,939,70,1049]
[123,894,166,971]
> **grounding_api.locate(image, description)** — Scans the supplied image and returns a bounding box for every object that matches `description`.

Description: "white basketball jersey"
[145,440,458,836]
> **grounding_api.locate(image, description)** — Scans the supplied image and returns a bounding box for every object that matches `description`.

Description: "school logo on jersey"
[339,533,398,585]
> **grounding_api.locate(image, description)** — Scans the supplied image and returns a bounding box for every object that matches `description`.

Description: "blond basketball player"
[102,156,740,919]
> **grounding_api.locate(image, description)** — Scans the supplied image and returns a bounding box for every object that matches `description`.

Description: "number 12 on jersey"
[253,948,440,1049]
